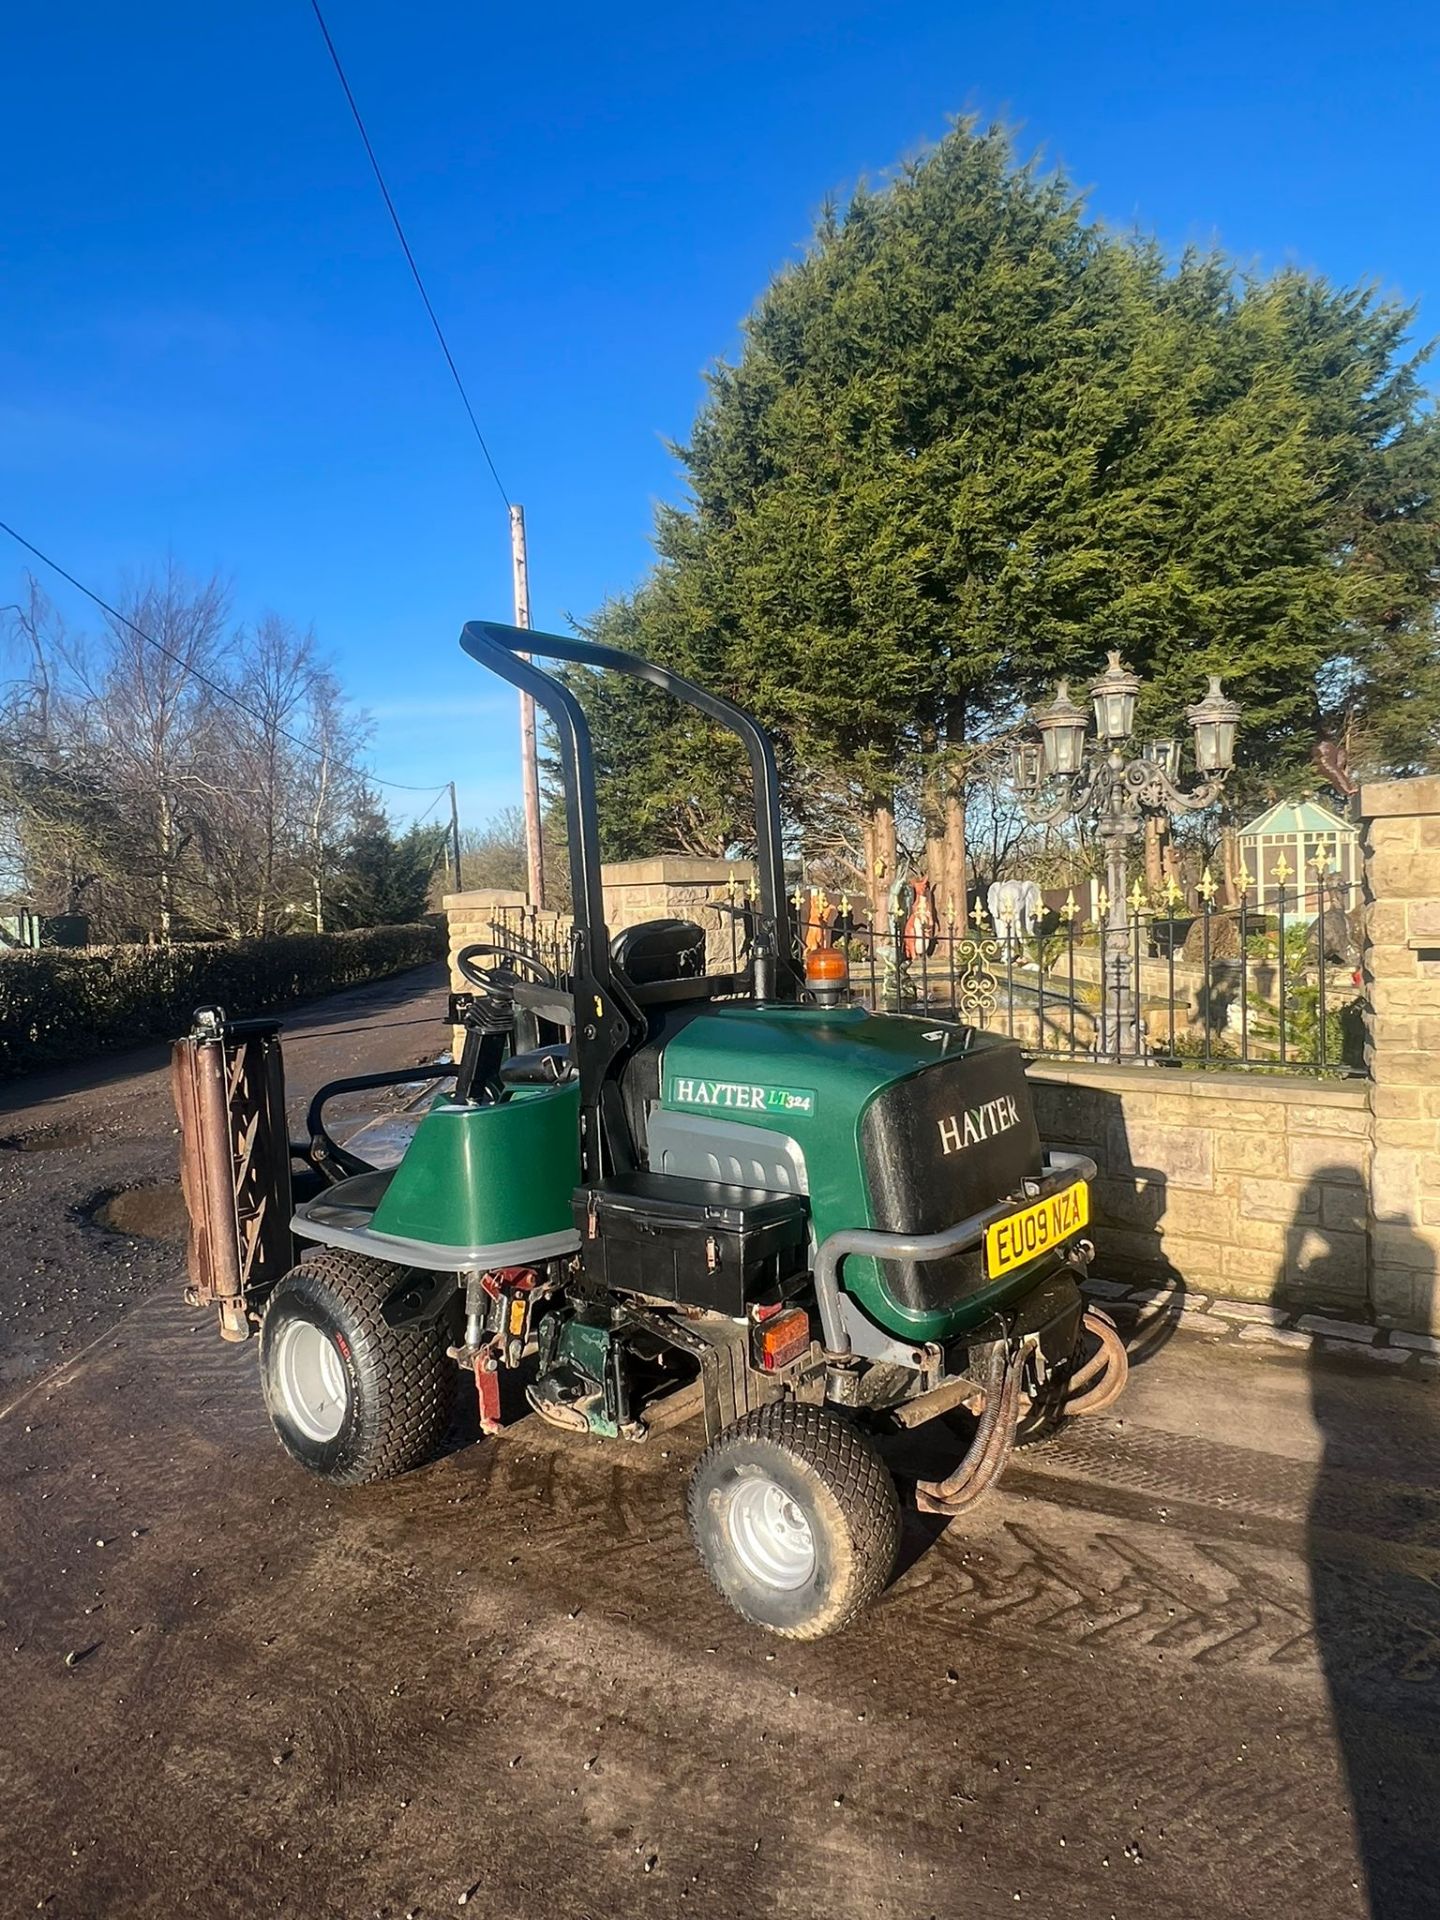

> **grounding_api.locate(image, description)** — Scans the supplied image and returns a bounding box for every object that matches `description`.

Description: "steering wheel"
[455,943,558,994]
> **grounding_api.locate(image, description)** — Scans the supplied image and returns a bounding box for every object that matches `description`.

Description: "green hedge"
[0,922,444,1076]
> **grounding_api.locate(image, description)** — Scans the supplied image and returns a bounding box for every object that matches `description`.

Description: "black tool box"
[575,1173,809,1316]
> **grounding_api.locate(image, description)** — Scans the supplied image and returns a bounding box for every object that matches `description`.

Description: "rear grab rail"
[811,1150,1097,1356]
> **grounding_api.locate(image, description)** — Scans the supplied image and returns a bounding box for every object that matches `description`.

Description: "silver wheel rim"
[725,1474,816,1591]
[274,1318,350,1443]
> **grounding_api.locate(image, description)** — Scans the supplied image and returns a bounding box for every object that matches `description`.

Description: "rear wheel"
[259,1250,454,1484]
[687,1402,900,1640]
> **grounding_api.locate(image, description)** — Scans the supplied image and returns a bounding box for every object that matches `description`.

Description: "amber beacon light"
[804,945,850,1006]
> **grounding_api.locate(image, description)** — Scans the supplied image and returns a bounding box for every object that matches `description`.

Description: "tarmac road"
[0,967,1436,1920]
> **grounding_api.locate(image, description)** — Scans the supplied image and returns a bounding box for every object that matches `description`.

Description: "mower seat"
[610,918,706,987]
[499,1042,575,1088]
[618,999,713,1163]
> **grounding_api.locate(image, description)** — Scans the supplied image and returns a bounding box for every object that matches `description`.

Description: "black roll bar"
[459,620,798,1002]
[459,621,645,1179]
[460,623,610,951]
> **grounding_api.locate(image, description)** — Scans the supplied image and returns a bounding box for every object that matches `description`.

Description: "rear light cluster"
[753,1306,811,1372]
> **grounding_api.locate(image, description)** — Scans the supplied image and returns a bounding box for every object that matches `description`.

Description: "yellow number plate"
[985,1182,1089,1279]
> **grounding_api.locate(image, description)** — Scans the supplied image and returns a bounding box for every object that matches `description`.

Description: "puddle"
[88,1184,189,1242]
[0,1125,93,1154]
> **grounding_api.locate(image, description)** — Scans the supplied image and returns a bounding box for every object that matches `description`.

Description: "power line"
[308,0,511,510]
[0,515,448,800]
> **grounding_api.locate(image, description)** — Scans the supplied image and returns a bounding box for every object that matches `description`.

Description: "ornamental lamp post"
[1018,653,1242,1060]
[1142,736,1180,779]
[1186,675,1242,774]
[1090,651,1140,743]
[1034,681,1089,778]
[1011,734,1044,794]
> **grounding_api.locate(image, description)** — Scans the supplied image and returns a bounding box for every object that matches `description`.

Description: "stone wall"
[442,888,526,1056]
[443,888,526,981]
[1360,776,1440,1333]
[1029,773,1440,1337]
[1030,1065,1373,1312]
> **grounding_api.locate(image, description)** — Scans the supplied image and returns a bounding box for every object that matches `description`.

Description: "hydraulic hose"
[915,1339,1023,1517]
[1062,1306,1130,1417]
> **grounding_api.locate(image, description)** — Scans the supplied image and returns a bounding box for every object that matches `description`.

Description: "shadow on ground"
[1034,1077,1187,1371]
[1300,1172,1440,1918]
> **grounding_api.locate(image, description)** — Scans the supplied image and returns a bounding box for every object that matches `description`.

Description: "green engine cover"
[658,1004,1047,1341]
[370,1082,581,1254]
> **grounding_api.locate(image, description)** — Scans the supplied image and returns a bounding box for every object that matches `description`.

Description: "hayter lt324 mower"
[172,620,1126,1640]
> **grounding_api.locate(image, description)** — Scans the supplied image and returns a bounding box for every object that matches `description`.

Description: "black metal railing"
[793,872,1367,1075]
[483,873,1368,1077]
[483,905,576,987]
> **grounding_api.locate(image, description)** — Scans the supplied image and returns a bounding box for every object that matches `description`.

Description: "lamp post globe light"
[1014,652,1241,1059]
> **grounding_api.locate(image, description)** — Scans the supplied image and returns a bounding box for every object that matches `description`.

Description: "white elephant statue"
[986,879,1042,957]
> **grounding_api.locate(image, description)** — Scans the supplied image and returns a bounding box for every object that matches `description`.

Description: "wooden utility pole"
[509,504,546,907]
[448,780,463,891]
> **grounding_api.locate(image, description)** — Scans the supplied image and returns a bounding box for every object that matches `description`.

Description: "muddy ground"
[0,967,1436,1919]
[0,967,450,1392]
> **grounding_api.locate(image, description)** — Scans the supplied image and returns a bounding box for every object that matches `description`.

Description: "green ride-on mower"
[171,620,1127,1640]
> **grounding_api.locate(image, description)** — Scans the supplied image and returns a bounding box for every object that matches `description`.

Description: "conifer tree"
[572,121,1440,881]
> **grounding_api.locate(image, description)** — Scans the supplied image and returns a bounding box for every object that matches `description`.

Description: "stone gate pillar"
[443,887,527,1055]
[1360,777,1440,1333]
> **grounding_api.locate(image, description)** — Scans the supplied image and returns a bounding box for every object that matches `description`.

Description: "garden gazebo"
[1236,796,1359,912]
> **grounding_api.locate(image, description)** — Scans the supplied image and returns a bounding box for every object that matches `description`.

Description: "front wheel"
[259,1250,454,1484]
[687,1402,900,1640]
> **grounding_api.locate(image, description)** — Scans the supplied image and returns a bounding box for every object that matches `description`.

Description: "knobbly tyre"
[171,620,1127,1641]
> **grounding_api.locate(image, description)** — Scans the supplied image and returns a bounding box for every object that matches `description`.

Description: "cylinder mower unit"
[170,617,1127,1641]
[171,1007,294,1340]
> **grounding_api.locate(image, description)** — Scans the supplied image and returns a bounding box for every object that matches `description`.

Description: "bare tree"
[4,562,378,943]
[293,672,369,933]
[80,565,230,940]
[458,806,528,892]
[1,580,62,905]
[0,581,133,921]
[243,616,323,935]
[191,615,333,936]
[1,577,57,743]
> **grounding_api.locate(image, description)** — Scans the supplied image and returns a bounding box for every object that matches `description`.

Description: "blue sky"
[3,1,1437,828]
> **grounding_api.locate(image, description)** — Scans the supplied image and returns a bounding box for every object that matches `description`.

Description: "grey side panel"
[293,1194,580,1273]
[645,1109,810,1196]
[644,1114,926,1353]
